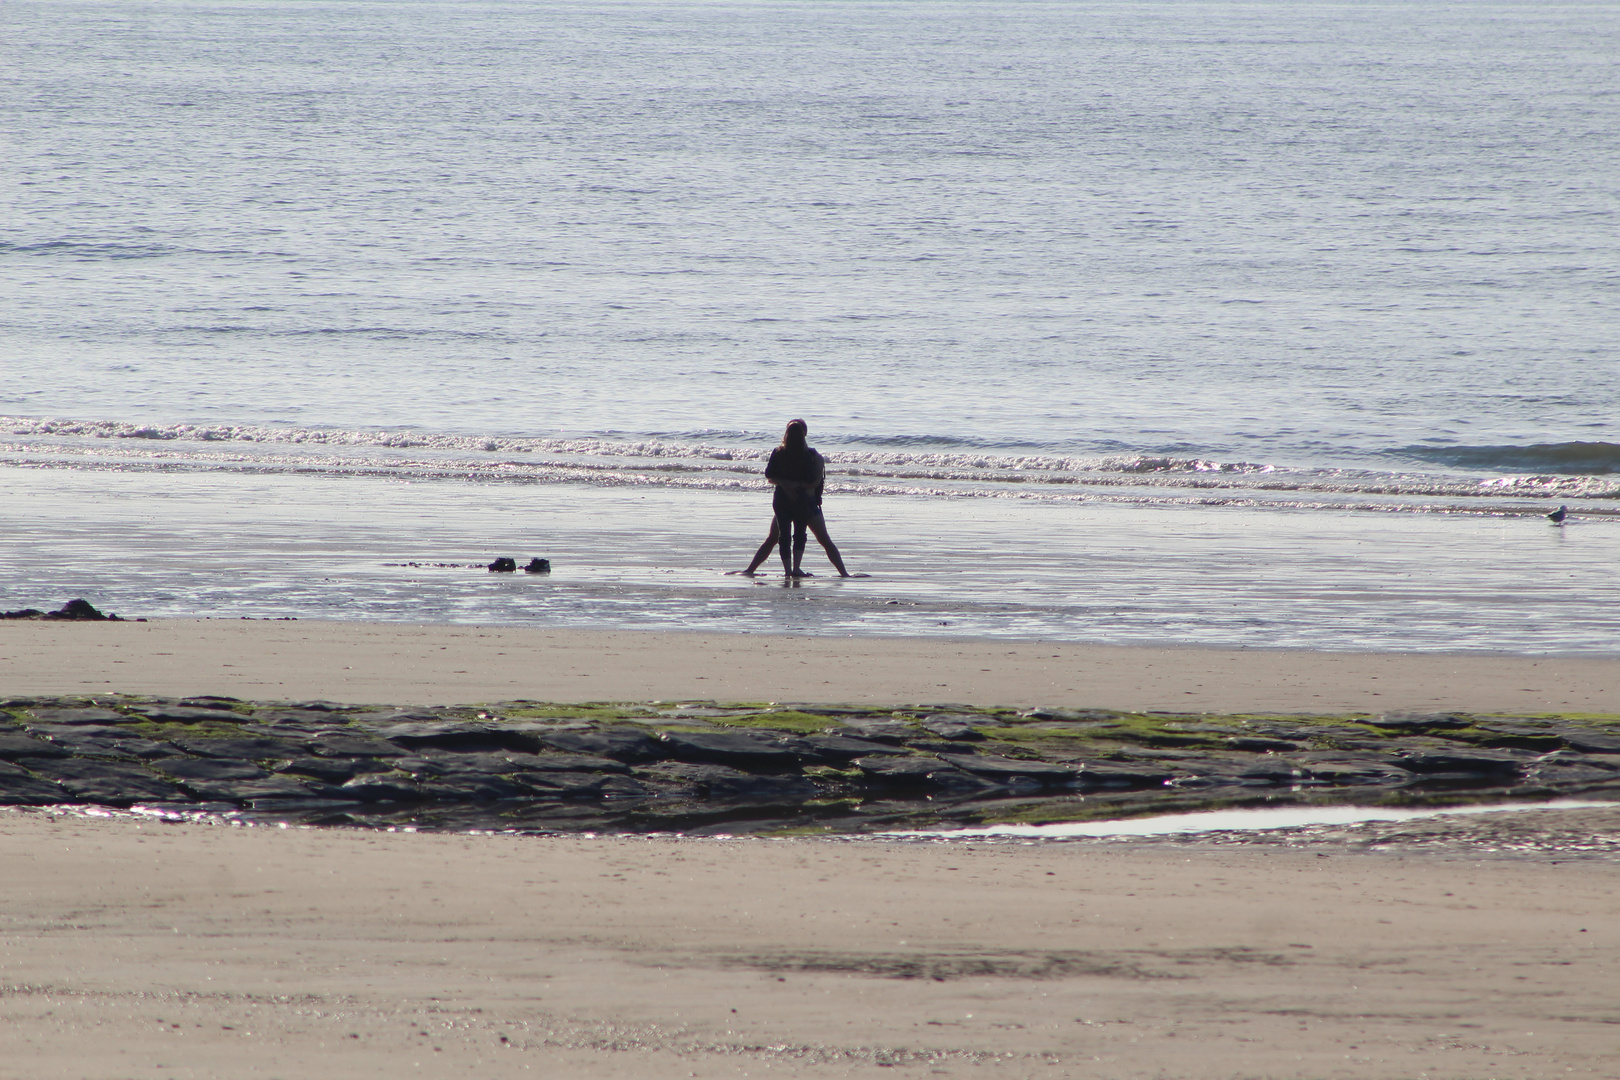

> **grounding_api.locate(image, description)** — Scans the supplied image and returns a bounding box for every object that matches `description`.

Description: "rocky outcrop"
[1,697,1617,834]
[1,599,131,621]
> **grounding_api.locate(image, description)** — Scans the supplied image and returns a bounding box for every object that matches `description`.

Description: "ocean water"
[3,0,1617,654]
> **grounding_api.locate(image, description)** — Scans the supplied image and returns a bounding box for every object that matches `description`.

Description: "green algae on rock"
[1,695,1617,835]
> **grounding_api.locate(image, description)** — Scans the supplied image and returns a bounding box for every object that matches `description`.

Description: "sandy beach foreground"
[1,808,1616,1080]
[3,618,1619,713]
[4,622,1618,1078]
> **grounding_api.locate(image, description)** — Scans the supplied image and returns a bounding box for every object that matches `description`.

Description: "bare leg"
[741,519,779,575]
[776,512,795,575]
[807,519,850,577]
[791,523,809,576]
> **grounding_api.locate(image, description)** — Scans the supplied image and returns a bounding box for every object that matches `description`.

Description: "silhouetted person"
[753,419,849,577]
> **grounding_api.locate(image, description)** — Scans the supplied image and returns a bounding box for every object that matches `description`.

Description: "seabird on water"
[1547,505,1568,524]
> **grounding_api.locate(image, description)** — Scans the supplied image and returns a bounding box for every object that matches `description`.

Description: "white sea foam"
[5,416,1618,511]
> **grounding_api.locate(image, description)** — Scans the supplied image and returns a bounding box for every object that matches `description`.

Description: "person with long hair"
[745,419,850,577]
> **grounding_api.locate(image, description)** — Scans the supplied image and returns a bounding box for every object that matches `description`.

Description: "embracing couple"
[740,419,851,578]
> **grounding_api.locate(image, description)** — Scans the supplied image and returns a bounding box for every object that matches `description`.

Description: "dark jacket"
[766,445,825,518]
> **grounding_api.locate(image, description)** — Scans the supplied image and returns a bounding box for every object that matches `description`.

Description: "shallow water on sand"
[892,800,1619,840]
[3,464,1616,653]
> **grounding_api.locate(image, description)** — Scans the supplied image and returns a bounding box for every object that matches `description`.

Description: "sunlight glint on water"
[1,1,1616,650]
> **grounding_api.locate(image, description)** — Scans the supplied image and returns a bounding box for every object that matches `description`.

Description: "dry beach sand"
[3,621,1619,1079]
[3,808,1620,1080]
[3,618,1619,713]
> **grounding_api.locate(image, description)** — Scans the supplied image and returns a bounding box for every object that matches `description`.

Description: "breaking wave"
[3,415,1618,510]
[0,416,1275,476]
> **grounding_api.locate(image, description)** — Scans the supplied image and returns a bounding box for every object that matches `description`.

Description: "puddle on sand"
[888,799,1619,841]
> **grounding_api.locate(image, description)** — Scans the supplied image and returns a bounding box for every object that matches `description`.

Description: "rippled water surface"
[2,1,1617,650]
